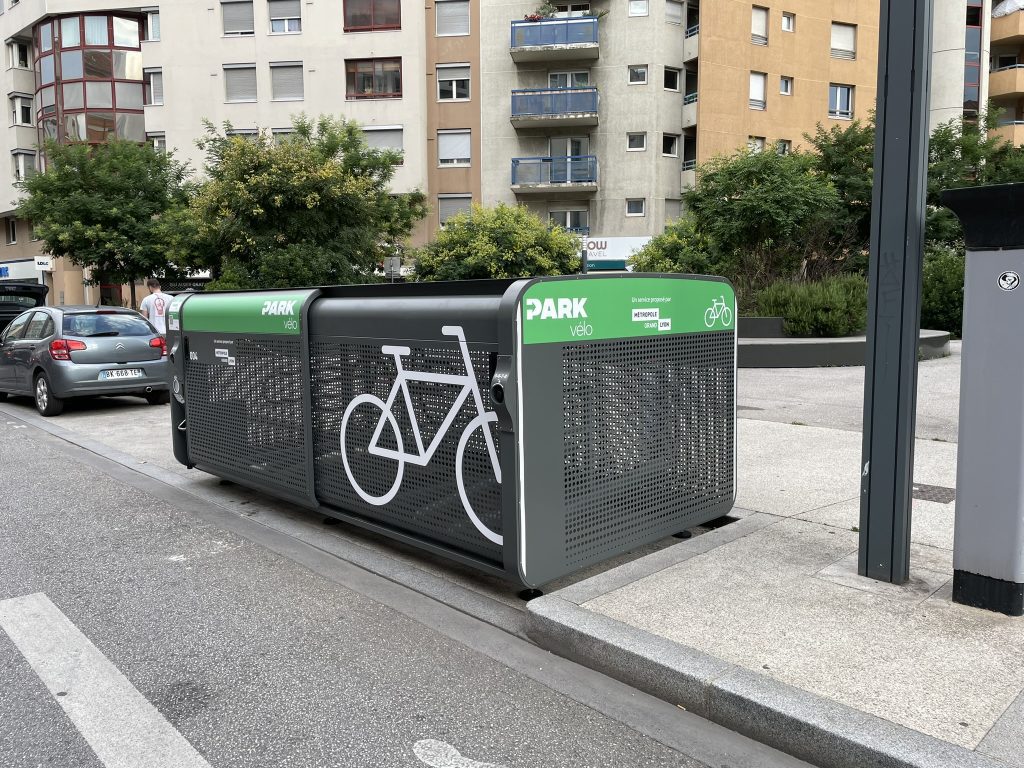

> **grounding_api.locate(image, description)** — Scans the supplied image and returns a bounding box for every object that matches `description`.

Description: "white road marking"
[0,593,212,768]
[413,739,507,768]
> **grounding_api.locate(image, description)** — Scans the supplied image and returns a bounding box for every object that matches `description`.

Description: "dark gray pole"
[858,0,933,583]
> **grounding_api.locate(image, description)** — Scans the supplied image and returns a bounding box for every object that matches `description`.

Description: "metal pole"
[858,0,933,583]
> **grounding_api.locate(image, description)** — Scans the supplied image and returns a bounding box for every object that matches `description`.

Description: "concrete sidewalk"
[529,342,1024,768]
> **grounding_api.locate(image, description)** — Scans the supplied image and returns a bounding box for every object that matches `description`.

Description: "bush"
[920,244,964,337]
[755,275,868,337]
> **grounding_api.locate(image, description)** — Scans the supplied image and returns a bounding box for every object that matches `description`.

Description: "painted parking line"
[0,593,212,768]
[413,739,507,768]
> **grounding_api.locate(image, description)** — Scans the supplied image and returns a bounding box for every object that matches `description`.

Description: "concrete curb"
[739,329,950,368]
[526,540,1012,768]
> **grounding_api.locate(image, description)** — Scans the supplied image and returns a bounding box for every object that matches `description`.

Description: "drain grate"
[912,483,956,504]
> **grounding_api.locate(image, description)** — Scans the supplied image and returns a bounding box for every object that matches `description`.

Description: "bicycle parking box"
[166,275,736,587]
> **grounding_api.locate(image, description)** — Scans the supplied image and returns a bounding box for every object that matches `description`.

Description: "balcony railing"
[683,92,698,105]
[992,63,1024,72]
[511,17,598,48]
[511,155,598,186]
[511,87,598,118]
[681,159,697,171]
[998,119,1024,126]
[685,23,700,38]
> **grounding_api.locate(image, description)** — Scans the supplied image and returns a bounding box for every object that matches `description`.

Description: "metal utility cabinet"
[166,275,736,587]
[944,183,1024,615]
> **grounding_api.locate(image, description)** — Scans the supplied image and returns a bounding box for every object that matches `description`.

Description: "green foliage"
[920,243,965,337]
[16,138,192,291]
[629,216,719,275]
[755,275,868,337]
[176,115,427,290]
[804,119,875,247]
[415,203,580,281]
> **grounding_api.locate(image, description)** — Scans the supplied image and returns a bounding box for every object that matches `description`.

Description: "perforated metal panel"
[561,331,734,567]
[310,339,503,563]
[184,336,309,496]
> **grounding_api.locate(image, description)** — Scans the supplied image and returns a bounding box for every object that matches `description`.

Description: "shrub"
[755,275,868,337]
[920,244,965,337]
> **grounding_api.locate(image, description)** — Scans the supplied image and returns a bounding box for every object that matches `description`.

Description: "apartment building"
[0,1,981,294]
[991,0,1024,143]
[931,0,992,130]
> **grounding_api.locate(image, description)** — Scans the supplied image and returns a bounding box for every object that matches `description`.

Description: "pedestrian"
[139,278,172,335]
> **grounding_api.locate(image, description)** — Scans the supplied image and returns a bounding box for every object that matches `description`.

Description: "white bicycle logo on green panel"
[704,295,733,328]
[339,325,503,545]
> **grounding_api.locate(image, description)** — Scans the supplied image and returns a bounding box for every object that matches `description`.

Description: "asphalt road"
[0,417,813,768]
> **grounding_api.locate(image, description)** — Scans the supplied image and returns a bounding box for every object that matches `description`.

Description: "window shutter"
[222,1,255,34]
[438,131,471,162]
[749,72,765,105]
[438,196,472,223]
[436,0,469,35]
[751,7,767,37]
[149,71,163,104]
[269,0,301,18]
[363,128,403,150]
[271,64,303,99]
[438,65,470,82]
[665,0,682,25]
[225,67,257,101]
[831,23,855,57]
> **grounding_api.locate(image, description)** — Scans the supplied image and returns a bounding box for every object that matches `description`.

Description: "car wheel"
[34,373,64,417]
[0,391,7,402]
[145,390,170,406]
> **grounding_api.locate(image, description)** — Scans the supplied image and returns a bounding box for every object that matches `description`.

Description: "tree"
[629,216,719,275]
[17,139,192,308]
[177,115,427,290]
[804,119,875,248]
[414,203,581,281]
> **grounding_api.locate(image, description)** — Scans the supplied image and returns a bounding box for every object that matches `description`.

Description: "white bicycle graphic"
[704,295,733,328]
[339,325,503,545]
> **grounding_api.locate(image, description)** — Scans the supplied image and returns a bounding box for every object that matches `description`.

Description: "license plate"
[100,368,143,380]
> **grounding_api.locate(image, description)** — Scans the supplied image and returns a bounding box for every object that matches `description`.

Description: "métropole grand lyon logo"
[524,296,592,336]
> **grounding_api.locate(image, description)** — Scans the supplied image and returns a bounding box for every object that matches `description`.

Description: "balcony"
[683,24,699,62]
[992,10,1024,45]
[991,65,1024,100]
[511,155,598,197]
[681,159,697,190]
[683,92,698,128]
[510,87,599,128]
[994,120,1024,146]
[510,17,599,63]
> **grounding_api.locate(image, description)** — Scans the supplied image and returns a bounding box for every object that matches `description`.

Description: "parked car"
[0,282,48,335]
[0,305,170,416]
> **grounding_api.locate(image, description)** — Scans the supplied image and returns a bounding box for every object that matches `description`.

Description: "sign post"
[858,0,933,584]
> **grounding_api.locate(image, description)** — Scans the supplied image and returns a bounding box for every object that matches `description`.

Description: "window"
[222,1,255,36]
[662,133,679,156]
[11,151,34,182]
[6,217,16,245]
[747,136,765,153]
[438,194,472,226]
[29,225,38,242]
[270,0,303,33]
[143,9,160,40]
[10,42,30,69]
[749,71,766,109]
[271,62,304,101]
[776,139,792,155]
[346,58,402,99]
[553,4,590,17]
[272,129,294,144]
[438,129,471,166]
[626,199,646,217]
[829,83,853,119]
[436,0,469,36]
[10,95,31,126]
[666,0,683,25]
[148,132,166,153]
[751,6,768,45]
[629,0,649,16]
[362,127,404,163]
[782,12,794,31]
[627,132,646,151]
[140,70,164,106]
[996,54,1019,70]
[344,0,399,32]
[628,65,647,84]
[780,76,793,95]
[224,65,257,102]
[831,23,856,59]
[549,209,589,233]
[664,67,680,91]
[437,64,470,100]
[83,16,108,46]
[549,71,589,88]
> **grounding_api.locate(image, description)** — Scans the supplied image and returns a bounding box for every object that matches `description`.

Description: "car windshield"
[0,295,38,309]
[63,313,154,337]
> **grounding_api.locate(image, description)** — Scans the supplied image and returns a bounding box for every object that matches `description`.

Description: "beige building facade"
[990,1,1024,144]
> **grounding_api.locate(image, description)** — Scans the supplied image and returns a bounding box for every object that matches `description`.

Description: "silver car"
[0,306,170,416]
